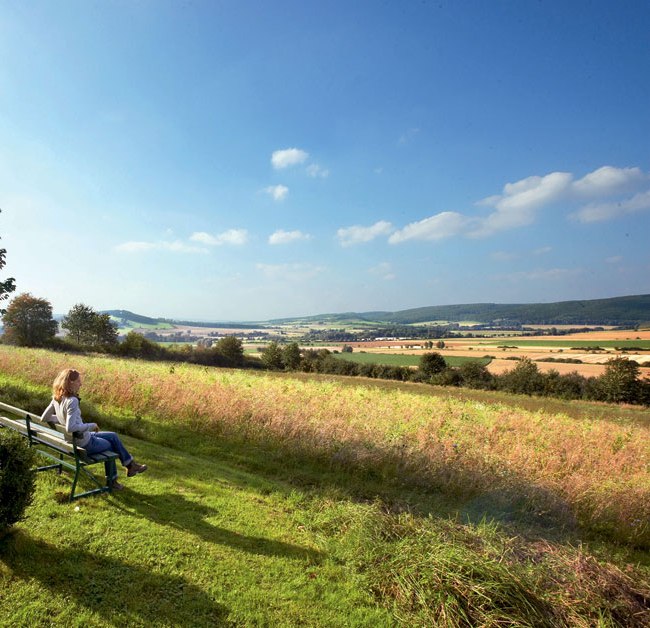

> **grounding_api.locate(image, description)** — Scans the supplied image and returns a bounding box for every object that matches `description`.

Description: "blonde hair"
[52,369,80,402]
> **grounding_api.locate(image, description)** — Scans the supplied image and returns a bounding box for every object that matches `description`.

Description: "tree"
[1,293,58,346]
[61,303,118,347]
[597,358,641,404]
[436,340,445,349]
[0,209,16,315]
[282,342,302,370]
[497,358,544,396]
[419,352,447,378]
[93,313,119,346]
[261,341,284,370]
[215,335,244,366]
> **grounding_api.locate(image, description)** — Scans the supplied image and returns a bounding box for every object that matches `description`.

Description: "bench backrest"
[0,400,77,454]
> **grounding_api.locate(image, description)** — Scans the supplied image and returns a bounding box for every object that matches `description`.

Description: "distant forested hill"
[368,294,650,326]
[106,294,650,329]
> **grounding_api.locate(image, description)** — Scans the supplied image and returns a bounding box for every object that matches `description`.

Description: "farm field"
[0,346,649,626]
[331,352,491,368]
[335,329,650,377]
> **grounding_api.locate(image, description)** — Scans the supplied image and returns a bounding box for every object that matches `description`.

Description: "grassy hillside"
[1,346,648,626]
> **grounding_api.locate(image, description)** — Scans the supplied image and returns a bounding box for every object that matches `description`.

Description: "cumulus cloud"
[264,184,289,201]
[271,148,309,169]
[472,172,573,237]
[337,220,393,247]
[570,189,650,223]
[332,165,649,250]
[190,229,249,246]
[389,212,470,244]
[115,240,206,254]
[256,263,324,281]
[268,229,312,245]
[572,166,646,197]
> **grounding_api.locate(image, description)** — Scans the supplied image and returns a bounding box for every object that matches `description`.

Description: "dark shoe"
[111,480,125,491]
[127,462,148,477]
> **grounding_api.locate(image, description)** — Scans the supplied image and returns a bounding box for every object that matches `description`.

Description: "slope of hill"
[105,294,650,329]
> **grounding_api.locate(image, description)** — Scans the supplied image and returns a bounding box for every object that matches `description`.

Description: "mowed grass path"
[1,433,391,626]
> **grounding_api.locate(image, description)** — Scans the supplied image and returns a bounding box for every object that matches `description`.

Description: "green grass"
[333,352,492,368]
[1,355,649,626]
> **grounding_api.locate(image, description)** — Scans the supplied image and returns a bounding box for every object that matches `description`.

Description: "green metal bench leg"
[105,458,118,489]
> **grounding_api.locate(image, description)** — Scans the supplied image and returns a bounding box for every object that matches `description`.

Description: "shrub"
[0,429,36,534]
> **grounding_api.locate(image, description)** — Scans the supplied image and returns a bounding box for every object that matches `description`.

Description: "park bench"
[0,400,119,501]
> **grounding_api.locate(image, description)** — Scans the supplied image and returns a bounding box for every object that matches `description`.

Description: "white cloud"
[306,164,329,178]
[256,263,324,281]
[533,246,552,256]
[271,148,308,169]
[190,229,249,246]
[572,166,646,197]
[115,240,206,254]
[493,267,582,282]
[605,256,623,264]
[389,212,470,244]
[268,229,312,245]
[473,172,573,237]
[369,262,396,280]
[264,185,289,201]
[491,251,519,262]
[337,220,393,247]
[570,189,650,223]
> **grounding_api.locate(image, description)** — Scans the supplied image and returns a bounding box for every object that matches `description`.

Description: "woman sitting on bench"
[41,368,147,490]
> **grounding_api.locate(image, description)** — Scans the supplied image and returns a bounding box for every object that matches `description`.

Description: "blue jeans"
[85,432,133,467]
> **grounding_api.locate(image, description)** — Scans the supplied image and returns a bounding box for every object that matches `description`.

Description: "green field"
[333,352,492,368]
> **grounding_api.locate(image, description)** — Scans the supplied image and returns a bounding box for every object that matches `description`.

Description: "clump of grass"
[300,500,649,627]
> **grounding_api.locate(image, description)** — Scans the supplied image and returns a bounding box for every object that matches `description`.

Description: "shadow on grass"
[121,489,323,563]
[0,378,611,546]
[0,530,230,626]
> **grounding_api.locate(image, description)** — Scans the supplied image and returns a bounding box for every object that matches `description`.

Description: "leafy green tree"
[61,303,96,344]
[0,209,16,315]
[419,352,446,378]
[261,341,284,370]
[497,358,544,395]
[62,304,118,347]
[118,330,164,359]
[282,342,302,370]
[215,335,244,366]
[1,293,58,346]
[597,358,641,404]
[93,313,119,346]
[458,361,494,389]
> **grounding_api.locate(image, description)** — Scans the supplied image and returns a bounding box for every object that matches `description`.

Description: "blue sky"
[1,1,649,321]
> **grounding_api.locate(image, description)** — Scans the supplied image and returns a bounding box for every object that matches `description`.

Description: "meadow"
[0,345,649,626]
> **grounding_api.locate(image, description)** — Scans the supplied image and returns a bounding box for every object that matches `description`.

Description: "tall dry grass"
[1,345,648,546]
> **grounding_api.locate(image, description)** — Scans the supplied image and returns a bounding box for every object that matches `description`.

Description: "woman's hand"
[93,425,100,432]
